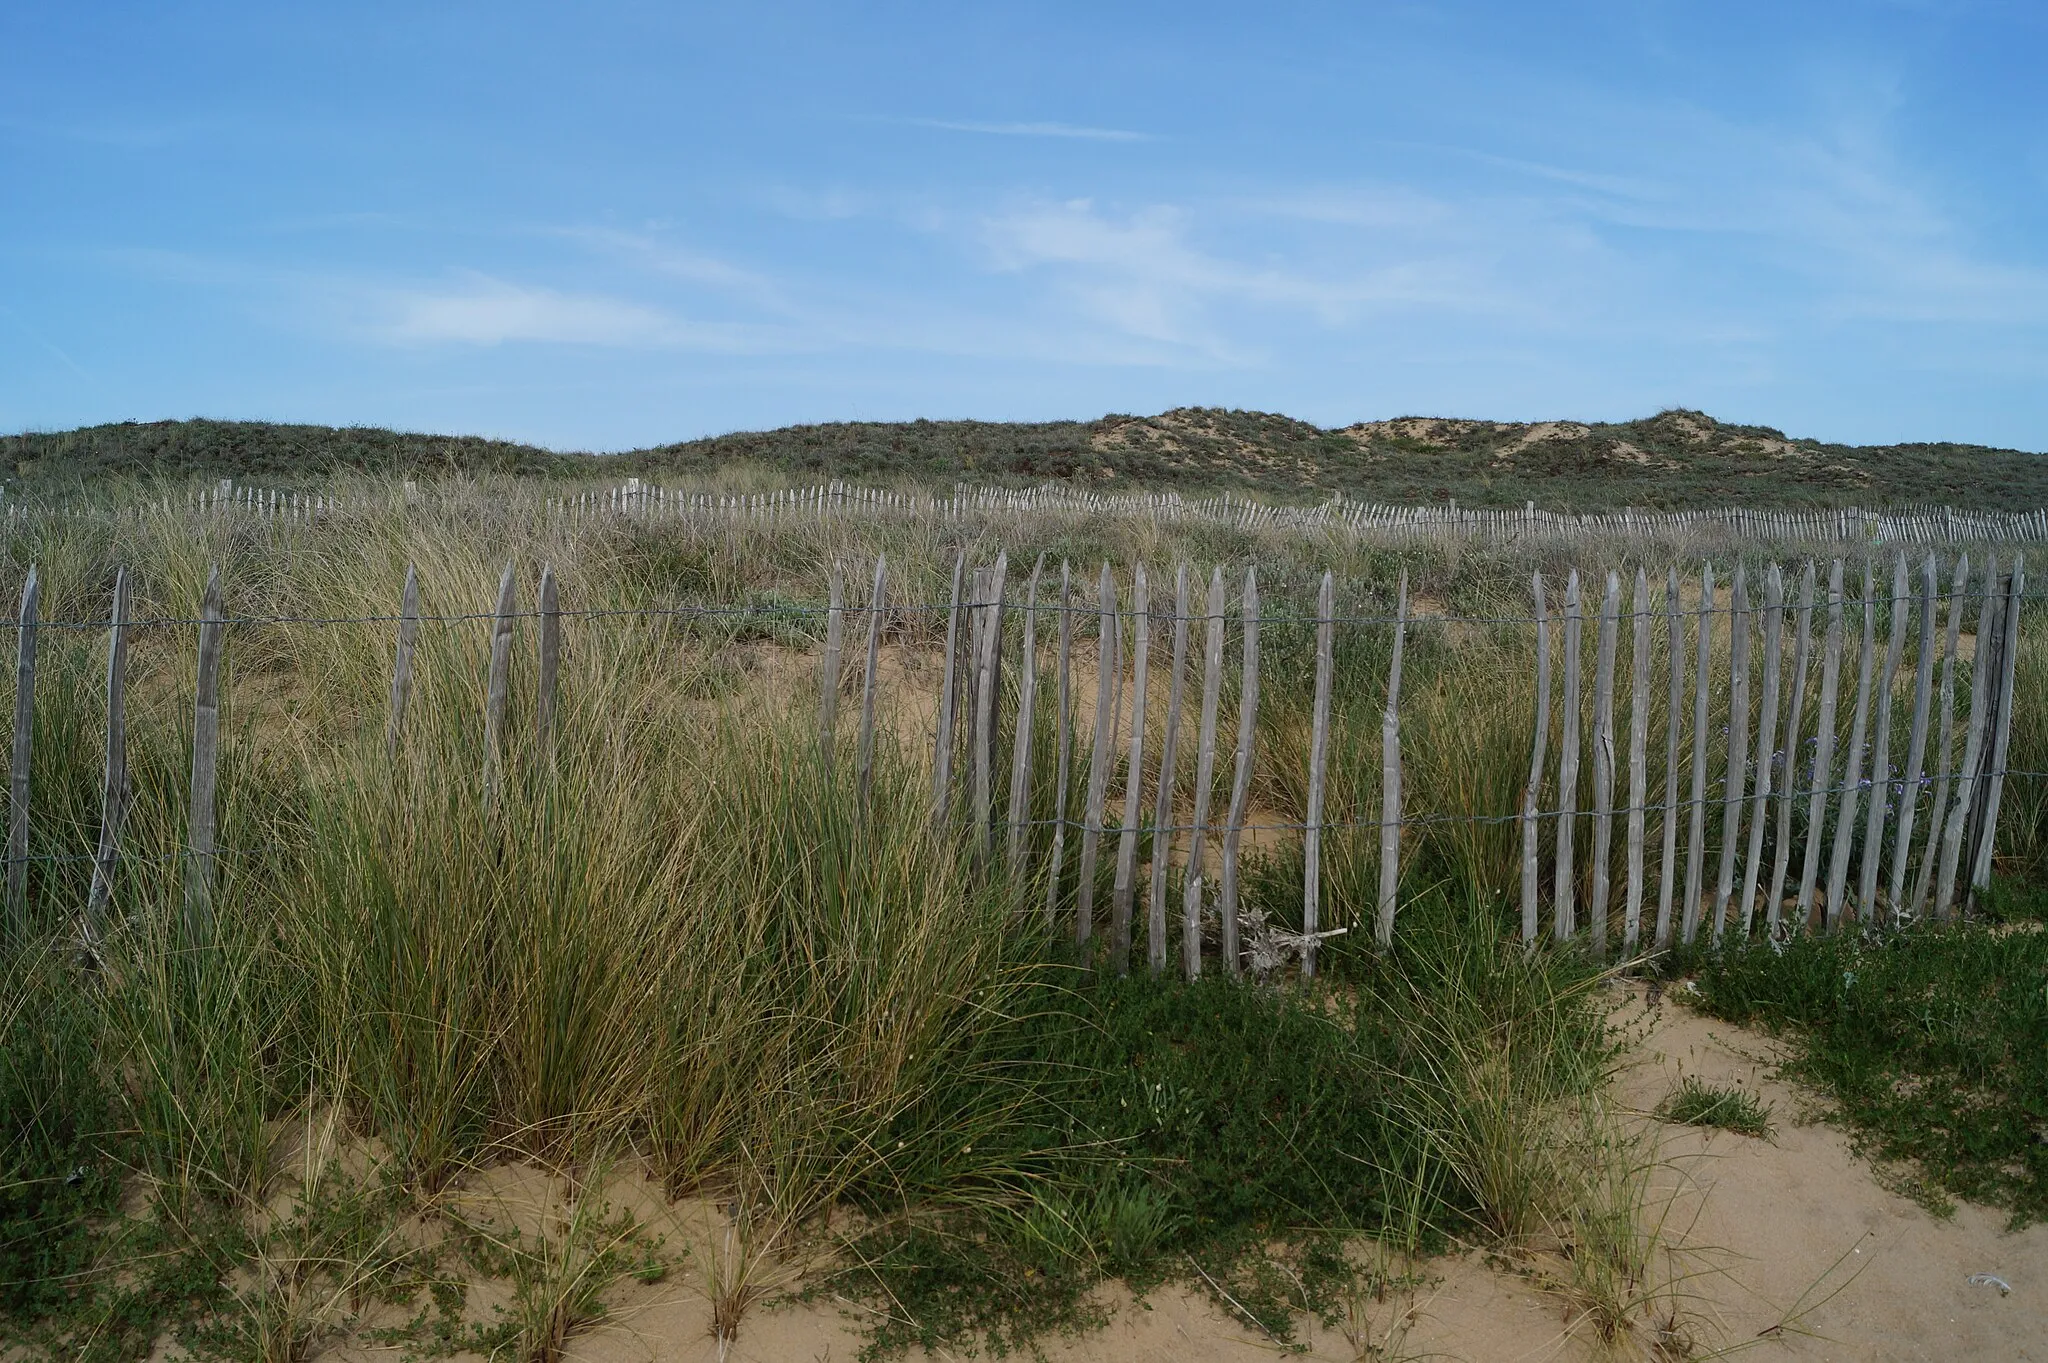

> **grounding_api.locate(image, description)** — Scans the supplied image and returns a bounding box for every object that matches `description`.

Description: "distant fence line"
[10,542,2030,978]
[3,477,2047,547]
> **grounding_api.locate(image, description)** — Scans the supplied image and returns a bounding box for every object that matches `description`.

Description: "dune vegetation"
[2,477,2044,1361]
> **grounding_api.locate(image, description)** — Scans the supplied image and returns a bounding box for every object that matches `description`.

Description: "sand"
[545,986,2048,1363]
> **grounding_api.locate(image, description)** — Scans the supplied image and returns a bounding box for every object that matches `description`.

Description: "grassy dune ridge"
[3,485,2045,1359]
[6,405,2046,509]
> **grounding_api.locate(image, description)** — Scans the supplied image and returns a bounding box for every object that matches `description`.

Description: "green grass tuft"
[1656,1076,1776,1139]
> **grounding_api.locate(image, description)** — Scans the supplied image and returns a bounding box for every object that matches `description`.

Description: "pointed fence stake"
[537,566,561,753]
[819,564,846,756]
[1887,555,1938,917]
[1007,555,1046,879]
[1521,571,1550,945]
[1377,571,1408,949]
[482,561,518,794]
[1681,564,1715,945]
[1656,568,1683,948]
[1304,570,1335,973]
[387,565,421,759]
[1712,565,1752,945]
[1738,565,1785,939]
[1910,556,1969,918]
[184,567,225,942]
[83,568,131,950]
[1825,562,1878,929]
[1589,572,1621,959]
[1111,563,1151,970]
[1076,563,1117,945]
[1218,567,1260,976]
[1858,556,1910,918]
[856,556,886,807]
[1624,568,1652,954]
[7,566,37,931]
[1797,561,1846,928]
[1182,566,1226,978]
[1968,555,2024,905]
[1555,570,1585,939]
[1043,561,1074,925]
[932,552,966,831]
[1766,562,1816,932]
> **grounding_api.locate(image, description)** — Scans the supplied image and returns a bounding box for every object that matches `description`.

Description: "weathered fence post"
[387,565,421,760]
[1218,567,1260,976]
[1935,556,2001,919]
[1766,562,1816,930]
[1796,561,1846,927]
[1303,570,1335,974]
[1182,566,1226,978]
[1624,567,1652,954]
[971,553,1008,857]
[1825,562,1877,929]
[1148,564,1191,975]
[1076,563,1117,944]
[7,566,37,932]
[536,566,561,754]
[1910,556,1969,919]
[1857,556,1909,917]
[932,552,966,831]
[1377,570,1408,949]
[856,555,886,807]
[1887,555,1938,917]
[1656,567,1683,948]
[1554,570,1584,938]
[819,564,846,757]
[83,568,131,950]
[1007,555,1045,878]
[1111,563,1151,970]
[1968,554,2024,904]
[1681,564,1715,944]
[1738,565,1785,939]
[482,561,518,794]
[1711,565,1751,945]
[184,567,225,942]
[1520,571,1549,945]
[1589,572,1620,958]
[1044,561,1074,925]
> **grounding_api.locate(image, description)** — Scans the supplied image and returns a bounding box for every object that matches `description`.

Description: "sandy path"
[554,987,2047,1363]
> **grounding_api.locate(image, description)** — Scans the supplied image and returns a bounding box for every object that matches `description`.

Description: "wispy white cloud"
[975,197,1502,359]
[900,118,1153,143]
[380,277,678,346]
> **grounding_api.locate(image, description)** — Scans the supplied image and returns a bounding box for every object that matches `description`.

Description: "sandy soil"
[541,988,2047,1363]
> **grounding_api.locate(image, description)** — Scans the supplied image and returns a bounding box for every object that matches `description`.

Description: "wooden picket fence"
[814,549,2029,975]
[3,477,2046,547]
[7,548,2030,977]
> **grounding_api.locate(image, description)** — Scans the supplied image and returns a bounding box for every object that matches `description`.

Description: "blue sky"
[3,1,2045,452]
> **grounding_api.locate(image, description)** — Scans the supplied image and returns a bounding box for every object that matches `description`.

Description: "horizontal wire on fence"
[18,770,2046,867]
[2,584,2035,634]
